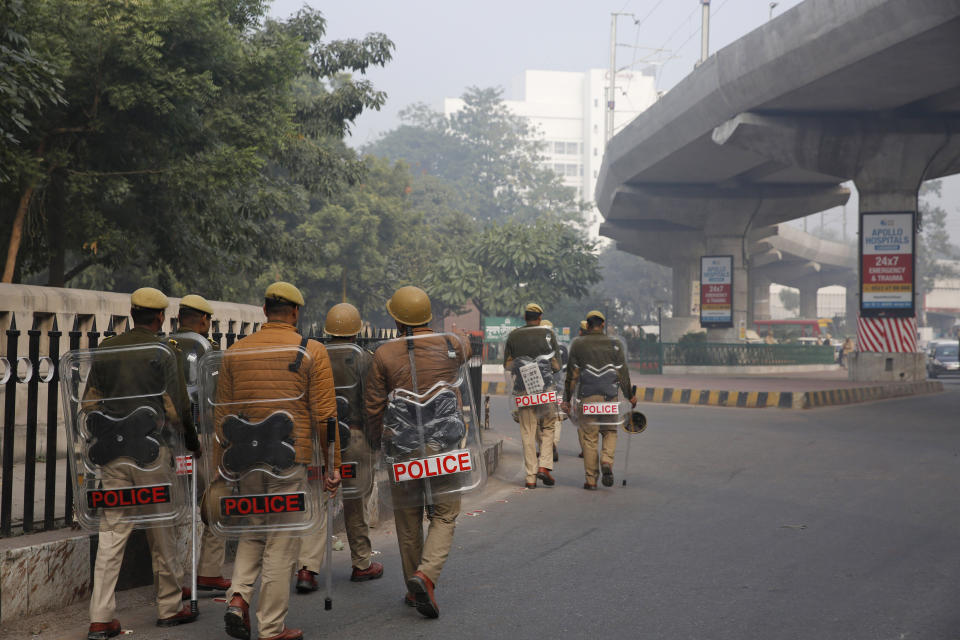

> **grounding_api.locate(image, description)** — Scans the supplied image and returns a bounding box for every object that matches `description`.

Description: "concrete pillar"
[842,279,859,338]
[671,259,697,318]
[799,284,818,319]
[704,236,747,342]
[748,273,771,327]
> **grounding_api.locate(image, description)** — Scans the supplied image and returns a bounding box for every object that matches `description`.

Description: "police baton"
[189,452,199,616]
[324,417,336,611]
[621,385,637,488]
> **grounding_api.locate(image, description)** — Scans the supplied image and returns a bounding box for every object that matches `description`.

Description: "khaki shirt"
[86,326,199,450]
[503,325,561,372]
[564,331,632,402]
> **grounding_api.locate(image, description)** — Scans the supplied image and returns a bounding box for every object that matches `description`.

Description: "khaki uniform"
[86,327,199,623]
[299,341,375,573]
[504,326,561,484]
[564,331,632,485]
[365,328,469,585]
[217,323,338,638]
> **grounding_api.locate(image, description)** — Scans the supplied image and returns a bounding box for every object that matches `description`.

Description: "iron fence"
[627,342,837,369]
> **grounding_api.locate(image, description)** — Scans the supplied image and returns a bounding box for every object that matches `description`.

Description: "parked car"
[926,340,960,378]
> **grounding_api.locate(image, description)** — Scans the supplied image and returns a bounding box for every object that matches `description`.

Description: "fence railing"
[0,322,481,538]
[629,343,837,371]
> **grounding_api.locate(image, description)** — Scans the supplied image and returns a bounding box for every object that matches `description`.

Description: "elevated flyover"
[596,0,960,378]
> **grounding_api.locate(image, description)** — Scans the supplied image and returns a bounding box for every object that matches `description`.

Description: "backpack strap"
[289,337,309,373]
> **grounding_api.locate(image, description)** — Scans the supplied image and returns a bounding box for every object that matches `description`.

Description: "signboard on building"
[483,316,522,342]
[700,255,733,328]
[860,212,915,318]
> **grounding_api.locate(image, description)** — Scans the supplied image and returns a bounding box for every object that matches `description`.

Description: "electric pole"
[700,0,711,64]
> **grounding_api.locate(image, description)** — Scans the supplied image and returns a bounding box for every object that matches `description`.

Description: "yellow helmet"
[541,319,553,328]
[386,286,432,326]
[324,303,362,337]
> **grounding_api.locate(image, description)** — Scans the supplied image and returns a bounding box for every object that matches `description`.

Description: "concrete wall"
[848,352,926,382]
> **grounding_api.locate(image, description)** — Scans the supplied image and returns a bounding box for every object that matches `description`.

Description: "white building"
[444,68,658,237]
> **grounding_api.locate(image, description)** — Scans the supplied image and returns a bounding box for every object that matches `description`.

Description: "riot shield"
[60,343,190,532]
[198,344,323,538]
[506,352,562,423]
[377,332,486,509]
[326,342,374,501]
[568,335,631,431]
[167,331,212,405]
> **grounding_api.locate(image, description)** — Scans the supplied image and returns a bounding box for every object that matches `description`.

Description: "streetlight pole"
[769,2,779,20]
[699,0,711,65]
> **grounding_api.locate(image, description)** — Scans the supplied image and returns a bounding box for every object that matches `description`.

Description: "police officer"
[562,310,637,489]
[220,282,340,640]
[86,288,201,640]
[173,294,231,596]
[296,303,384,591]
[504,303,561,488]
[366,286,469,619]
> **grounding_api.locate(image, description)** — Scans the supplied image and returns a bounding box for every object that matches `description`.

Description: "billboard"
[860,212,915,318]
[700,255,733,328]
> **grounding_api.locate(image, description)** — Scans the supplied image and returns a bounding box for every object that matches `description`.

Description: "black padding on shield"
[580,367,620,400]
[221,413,296,473]
[87,407,162,466]
[384,389,465,456]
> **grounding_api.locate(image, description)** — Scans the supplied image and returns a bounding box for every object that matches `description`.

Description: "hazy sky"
[268,0,960,241]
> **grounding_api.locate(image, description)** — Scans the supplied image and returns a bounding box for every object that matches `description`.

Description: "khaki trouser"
[577,394,619,485]
[299,427,373,572]
[519,406,556,483]
[230,465,307,638]
[391,491,460,585]
[537,414,561,450]
[298,496,372,572]
[178,483,226,580]
[89,449,182,622]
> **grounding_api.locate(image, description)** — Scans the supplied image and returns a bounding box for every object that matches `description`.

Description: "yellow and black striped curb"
[480,380,943,409]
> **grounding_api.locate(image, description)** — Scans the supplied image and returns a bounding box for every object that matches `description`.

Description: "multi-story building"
[444,68,658,237]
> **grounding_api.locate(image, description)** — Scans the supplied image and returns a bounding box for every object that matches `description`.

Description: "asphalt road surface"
[9,381,960,640]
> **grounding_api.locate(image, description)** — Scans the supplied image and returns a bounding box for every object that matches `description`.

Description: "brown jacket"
[365,328,471,441]
[214,322,340,467]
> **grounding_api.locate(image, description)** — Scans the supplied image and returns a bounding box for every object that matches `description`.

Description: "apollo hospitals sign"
[860,212,915,317]
[700,255,733,328]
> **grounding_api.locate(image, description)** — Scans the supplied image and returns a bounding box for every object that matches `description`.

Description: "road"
[8,379,960,640]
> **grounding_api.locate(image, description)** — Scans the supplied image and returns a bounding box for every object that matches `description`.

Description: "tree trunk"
[2,185,36,282]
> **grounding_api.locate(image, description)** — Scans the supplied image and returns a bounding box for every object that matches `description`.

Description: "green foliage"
[545,244,670,329]
[366,86,581,224]
[778,287,800,314]
[0,0,64,183]
[1,0,393,298]
[918,181,959,303]
[426,217,599,318]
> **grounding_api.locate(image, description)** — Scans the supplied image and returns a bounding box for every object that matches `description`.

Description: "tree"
[779,287,800,315]
[0,0,64,184]
[0,1,393,299]
[918,180,960,324]
[425,217,600,318]
[365,87,582,224]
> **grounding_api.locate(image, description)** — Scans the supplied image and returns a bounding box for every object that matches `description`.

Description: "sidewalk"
[480,369,943,409]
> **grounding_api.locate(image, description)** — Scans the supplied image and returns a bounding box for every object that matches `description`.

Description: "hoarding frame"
[700,254,734,329]
[859,211,915,319]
